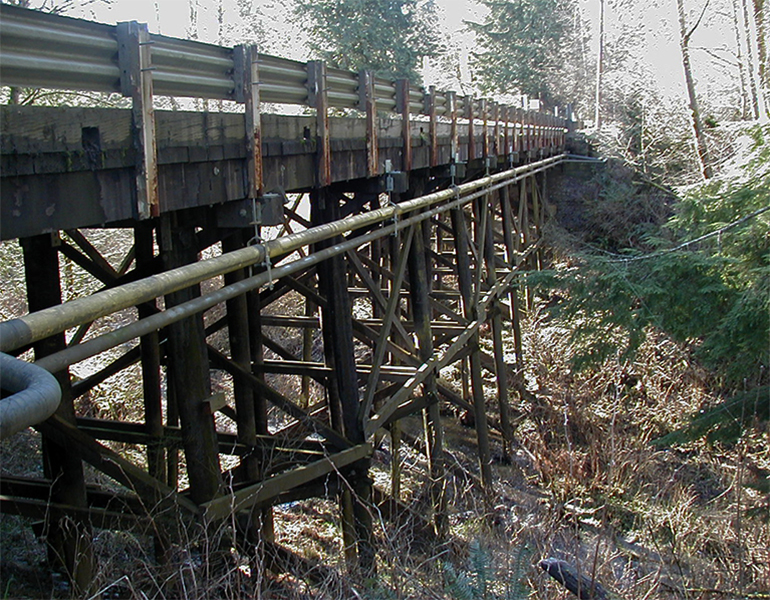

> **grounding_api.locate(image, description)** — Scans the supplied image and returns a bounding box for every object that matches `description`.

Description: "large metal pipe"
[0,352,61,440]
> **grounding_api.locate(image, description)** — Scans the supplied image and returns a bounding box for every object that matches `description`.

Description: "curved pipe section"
[0,352,61,440]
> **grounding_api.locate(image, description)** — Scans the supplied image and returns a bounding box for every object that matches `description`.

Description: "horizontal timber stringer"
[0,4,575,589]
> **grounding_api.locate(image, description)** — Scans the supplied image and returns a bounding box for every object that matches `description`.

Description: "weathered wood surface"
[1,105,530,240]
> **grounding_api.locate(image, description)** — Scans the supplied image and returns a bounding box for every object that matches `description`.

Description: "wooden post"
[22,233,95,594]
[246,250,274,543]
[388,231,402,503]
[312,189,375,576]
[134,222,168,562]
[481,99,489,162]
[466,97,476,163]
[449,208,493,491]
[160,216,221,505]
[427,86,438,167]
[448,91,458,163]
[397,79,412,172]
[405,176,447,537]
[499,184,524,369]
[117,21,158,219]
[222,232,259,521]
[308,61,331,187]
[360,70,379,178]
[482,194,513,462]
[235,44,264,200]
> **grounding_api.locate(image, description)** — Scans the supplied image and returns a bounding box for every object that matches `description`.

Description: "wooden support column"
[234,43,274,543]
[482,194,513,462]
[117,21,158,219]
[449,208,493,491]
[223,234,258,522]
[499,184,524,369]
[406,199,447,538]
[22,234,95,595]
[397,79,412,172]
[134,223,166,502]
[387,231,403,502]
[312,189,375,576]
[160,217,221,505]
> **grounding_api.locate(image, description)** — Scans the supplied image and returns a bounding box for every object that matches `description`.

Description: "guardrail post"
[235,44,264,199]
[21,233,95,595]
[359,70,379,178]
[427,85,438,167]
[396,79,412,172]
[447,91,458,163]
[466,96,476,163]
[492,102,500,159]
[308,61,331,187]
[480,99,489,162]
[117,21,159,219]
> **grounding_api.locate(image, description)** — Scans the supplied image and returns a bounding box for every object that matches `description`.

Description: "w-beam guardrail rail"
[0,4,573,593]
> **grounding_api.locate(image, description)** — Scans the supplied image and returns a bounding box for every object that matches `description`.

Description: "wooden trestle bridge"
[0,4,578,594]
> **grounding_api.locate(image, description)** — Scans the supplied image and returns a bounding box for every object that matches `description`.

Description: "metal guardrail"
[0,3,572,127]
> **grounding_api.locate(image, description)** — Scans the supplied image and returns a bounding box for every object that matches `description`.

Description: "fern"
[442,541,532,600]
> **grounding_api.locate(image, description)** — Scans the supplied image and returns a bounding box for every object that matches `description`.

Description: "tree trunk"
[733,0,753,119]
[594,0,605,130]
[755,0,767,91]
[746,0,769,119]
[676,0,714,179]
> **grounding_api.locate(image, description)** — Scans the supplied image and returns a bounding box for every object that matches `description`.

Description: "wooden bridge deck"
[0,4,576,593]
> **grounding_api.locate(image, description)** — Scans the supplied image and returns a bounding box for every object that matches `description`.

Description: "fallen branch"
[539,558,609,600]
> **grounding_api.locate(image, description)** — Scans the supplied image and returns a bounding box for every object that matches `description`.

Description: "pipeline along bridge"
[0,4,580,593]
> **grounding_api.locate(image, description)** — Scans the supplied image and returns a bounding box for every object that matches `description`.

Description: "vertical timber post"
[360,70,379,179]
[310,60,375,576]
[22,234,95,595]
[427,85,438,168]
[499,185,525,372]
[406,179,447,538]
[482,194,513,462]
[134,222,168,560]
[161,217,221,505]
[235,42,274,545]
[449,208,494,492]
[397,79,412,173]
[466,97,476,164]
[117,21,159,219]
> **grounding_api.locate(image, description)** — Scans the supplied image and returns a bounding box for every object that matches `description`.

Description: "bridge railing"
[0,4,570,124]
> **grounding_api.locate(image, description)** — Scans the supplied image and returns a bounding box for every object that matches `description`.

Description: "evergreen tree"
[293,0,441,82]
[467,0,587,107]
